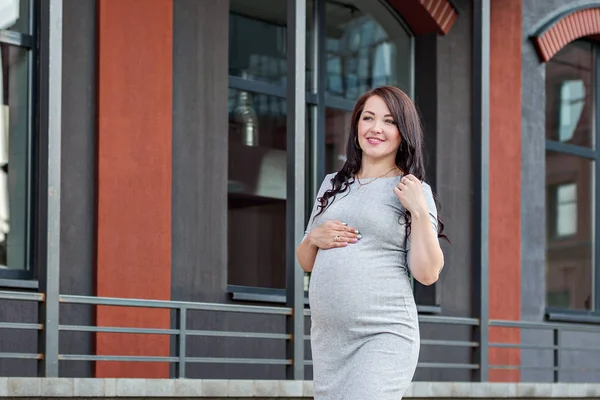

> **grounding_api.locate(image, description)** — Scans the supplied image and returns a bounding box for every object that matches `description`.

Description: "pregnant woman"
[296,85,446,400]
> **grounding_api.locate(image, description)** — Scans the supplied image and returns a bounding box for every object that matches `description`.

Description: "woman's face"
[356,95,401,162]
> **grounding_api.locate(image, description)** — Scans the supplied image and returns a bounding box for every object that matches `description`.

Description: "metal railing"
[488,320,600,381]
[1,289,599,381]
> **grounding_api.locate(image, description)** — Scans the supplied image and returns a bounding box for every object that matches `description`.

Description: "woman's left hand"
[393,174,428,215]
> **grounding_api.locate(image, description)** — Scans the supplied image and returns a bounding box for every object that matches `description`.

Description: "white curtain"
[0,0,17,265]
[0,0,19,30]
[0,49,8,250]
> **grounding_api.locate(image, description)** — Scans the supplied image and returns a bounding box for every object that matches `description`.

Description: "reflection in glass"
[306,0,314,91]
[324,0,412,99]
[546,41,594,148]
[0,42,30,271]
[226,0,413,292]
[554,183,577,237]
[229,0,287,86]
[325,108,352,173]
[545,150,592,310]
[228,89,287,289]
[0,0,19,30]
[0,45,7,267]
[559,81,585,142]
[0,0,30,34]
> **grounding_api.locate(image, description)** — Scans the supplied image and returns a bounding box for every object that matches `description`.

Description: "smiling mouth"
[366,137,385,144]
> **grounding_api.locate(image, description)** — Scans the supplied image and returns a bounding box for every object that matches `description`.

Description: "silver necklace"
[355,166,399,189]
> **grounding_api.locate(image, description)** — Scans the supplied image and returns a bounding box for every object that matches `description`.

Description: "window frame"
[227,0,441,313]
[0,0,38,283]
[545,40,600,322]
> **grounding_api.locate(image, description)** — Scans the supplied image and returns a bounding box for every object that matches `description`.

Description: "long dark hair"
[314,85,448,242]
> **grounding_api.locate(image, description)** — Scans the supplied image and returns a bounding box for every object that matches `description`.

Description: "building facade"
[0,0,599,383]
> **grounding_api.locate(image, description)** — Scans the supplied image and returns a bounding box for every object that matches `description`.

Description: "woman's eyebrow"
[363,110,393,118]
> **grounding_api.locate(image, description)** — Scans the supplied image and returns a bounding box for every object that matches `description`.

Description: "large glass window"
[227,0,413,296]
[322,0,411,174]
[545,40,596,311]
[0,0,36,279]
[229,0,287,86]
[228,88,288,289]
[227,0,289,291]
[322,0,411,100]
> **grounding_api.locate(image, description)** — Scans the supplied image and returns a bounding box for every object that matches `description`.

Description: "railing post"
[472,0,490,383]
[37,0,63,378]
[175,307,187,378]
[285,0,306,381]
[553,329,559,382]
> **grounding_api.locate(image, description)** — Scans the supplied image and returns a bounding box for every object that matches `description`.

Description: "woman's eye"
[362,116,372,121]
[386,120,396,125]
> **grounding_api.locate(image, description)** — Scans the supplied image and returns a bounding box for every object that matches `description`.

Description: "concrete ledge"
[0,378,598,398]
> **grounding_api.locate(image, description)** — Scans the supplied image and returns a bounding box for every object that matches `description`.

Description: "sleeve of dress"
[301,174,334,243]
[405,182,439,267]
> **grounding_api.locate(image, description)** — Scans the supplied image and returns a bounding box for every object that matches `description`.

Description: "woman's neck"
[357,156,400,178]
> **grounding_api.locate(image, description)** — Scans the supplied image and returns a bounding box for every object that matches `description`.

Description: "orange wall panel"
[95,0,173,378]
[489,0,522,382]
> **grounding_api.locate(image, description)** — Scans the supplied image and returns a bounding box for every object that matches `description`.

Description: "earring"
[354,135,361,149]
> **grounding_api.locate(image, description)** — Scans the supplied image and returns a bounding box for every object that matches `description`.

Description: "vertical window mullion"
[311,0,326,199]
[285,0,307,380]
[25,0,37,271]
[594,43,600,312]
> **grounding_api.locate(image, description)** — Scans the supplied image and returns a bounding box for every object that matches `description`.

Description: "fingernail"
[342,222,347,225]
[357,234,362,239]
[354,230,360,234]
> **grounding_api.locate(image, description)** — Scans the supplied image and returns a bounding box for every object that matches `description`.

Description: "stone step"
[1,378,599,398]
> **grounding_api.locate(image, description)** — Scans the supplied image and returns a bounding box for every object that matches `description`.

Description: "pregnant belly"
[308,248,415,330]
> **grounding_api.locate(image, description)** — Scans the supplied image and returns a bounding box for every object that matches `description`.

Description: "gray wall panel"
[521,0,600,383]
[413,33,440,311]
[412,0,474,382]
[172,0,288,380]
[58,0,97,377]
[0,0,97,378]
[558,331,600,382]
[0,300,37,376]
[172,0,229,305]
[435,0,474,322]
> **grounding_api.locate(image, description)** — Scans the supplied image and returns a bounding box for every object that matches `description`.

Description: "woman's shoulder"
[319,172,342,186]
[324,172,338,181]
[420,180,433,192]
[316,172,336,193]
[418,180,438,213]
[420,180,436,197]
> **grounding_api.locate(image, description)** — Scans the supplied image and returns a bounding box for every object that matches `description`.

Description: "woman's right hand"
[308,220,361,249]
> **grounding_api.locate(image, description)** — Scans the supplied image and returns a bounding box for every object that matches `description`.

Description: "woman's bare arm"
[407,209,444,285]
[393,176,444,286]
[296,237,319,273]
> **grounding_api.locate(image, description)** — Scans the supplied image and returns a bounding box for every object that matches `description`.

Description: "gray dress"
[305,173,439,400]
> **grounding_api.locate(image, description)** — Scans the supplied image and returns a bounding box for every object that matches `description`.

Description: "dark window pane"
[545,150,593,310]
[324,107,351,174]
[0,42,31,271]
[229,0,287,86]
[228,88,287,289]
[545,41,594,148]
[306,0,314,92]
[324,0,412,99]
